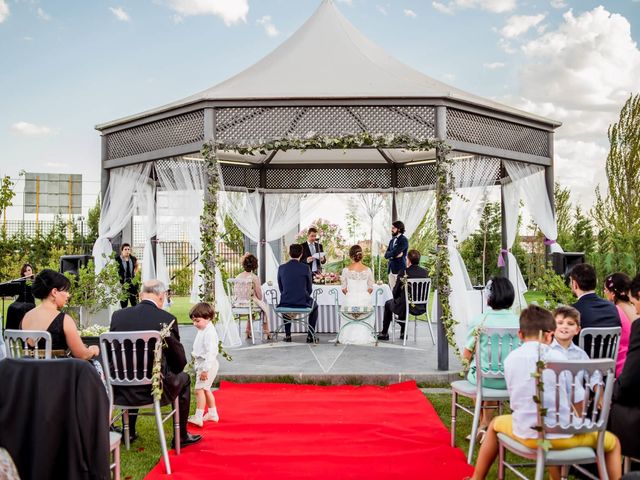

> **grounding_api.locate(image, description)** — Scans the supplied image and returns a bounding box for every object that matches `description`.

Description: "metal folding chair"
[100,331,180,475]
[578,327,621,361]
[450,326,520,464]
[271,289,321,343]
[3,329,52,359]
[497,359,616,480]
[226,278,263,345]
[392,278,434,346]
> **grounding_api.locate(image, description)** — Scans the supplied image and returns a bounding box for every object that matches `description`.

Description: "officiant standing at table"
[301,227,327,274]
[384,221,408,290]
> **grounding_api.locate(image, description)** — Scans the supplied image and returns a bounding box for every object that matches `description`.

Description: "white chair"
[497,359,616,480]
[451,326,520,464]
[579,327,621,361]
[392,278,434,346]
[226,278,262,345]
[100,331,180,475]
[104,370,122,480]
[3,329,52,359]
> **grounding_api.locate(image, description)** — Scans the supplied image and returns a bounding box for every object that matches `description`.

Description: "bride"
[338,245,376,345]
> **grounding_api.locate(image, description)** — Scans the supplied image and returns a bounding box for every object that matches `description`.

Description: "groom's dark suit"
[277,258,318,337]
[380,264,428,336]
[384,234,409,274]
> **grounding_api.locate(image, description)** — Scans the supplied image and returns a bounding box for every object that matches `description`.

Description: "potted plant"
[64,256,127,337]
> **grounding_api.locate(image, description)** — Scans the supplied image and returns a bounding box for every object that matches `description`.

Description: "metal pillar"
[545,131,555,259]
[391,167,398,220]
[100,136,110,202]
[151,163,158,270]
[435,105,448,372]
[500,163,508,278]
[259,169,267,283]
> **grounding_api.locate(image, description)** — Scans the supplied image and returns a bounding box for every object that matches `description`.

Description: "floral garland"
[199,133,458,351]
[151,320,176,401]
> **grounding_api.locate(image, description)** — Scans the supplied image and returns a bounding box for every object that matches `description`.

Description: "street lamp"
[78,216,85,253]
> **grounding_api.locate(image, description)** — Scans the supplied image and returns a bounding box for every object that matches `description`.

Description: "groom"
[384,220,409,290]
[301,227,327,274]
[277,244,319,343]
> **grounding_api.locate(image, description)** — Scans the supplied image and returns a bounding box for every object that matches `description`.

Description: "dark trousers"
[381,299,405,335]
[284,305,318,337]
[126,372,191,441]
[120,283,138,309]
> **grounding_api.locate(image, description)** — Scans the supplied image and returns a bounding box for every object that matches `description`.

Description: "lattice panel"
[220,164,261,189]
[447,109,549,158]
[106,111,204,160]
[216,106,436,142]
[397,163,437,188]
[266,168,392,190]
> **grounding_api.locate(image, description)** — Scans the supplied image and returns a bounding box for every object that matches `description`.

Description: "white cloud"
[0,0,9,23]
[10,121,56,136]
[498,37,516,53]
[483,62,505,69]
[501,14,546,38]
[432,2,454,14]
[404,9,417,18]
[550,0,567,8]
[23,36,33,41]
[109,7,131,22]
[36,7,51,21]
[432,0,516,14]
[508,6,640,204]
[376,5,388,15]
[166,0,248,26]
[256,15,279,37]
[45,162,70,169]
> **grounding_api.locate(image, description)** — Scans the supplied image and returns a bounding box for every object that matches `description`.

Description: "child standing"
[471,305,621,480]
[188,302,220,427]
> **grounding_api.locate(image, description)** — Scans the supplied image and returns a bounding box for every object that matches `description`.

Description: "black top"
[384,234,409,274]
[20,311,68,351]
[572,292,621,353]
[300,242,325,273]
[116,254,137,283]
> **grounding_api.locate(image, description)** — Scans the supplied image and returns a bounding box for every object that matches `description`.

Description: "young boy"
[188,302,220,427]
[471,305,621,480]
[551,305,590,361]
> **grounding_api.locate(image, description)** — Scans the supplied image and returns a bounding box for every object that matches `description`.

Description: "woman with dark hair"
[462,276,519,440]
[234,254,271,340]
[20,269,99,359]
[339,245,375,345]
[20,263,34,279]
[16,263,35,303]
[604,272,634,375]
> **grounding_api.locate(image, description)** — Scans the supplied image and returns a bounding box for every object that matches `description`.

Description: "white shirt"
[191,322,219,374]
[308,242,318,272]
[505,341,572,439]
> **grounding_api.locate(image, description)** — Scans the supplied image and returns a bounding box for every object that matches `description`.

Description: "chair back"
[99,331,161,388]
[578,327,621,360]
[227,278,255,308]
[541,359,615,439]
[264,288,278,304]
[475,326,521,382]
[3,329,52,359]
[403,278,431,307]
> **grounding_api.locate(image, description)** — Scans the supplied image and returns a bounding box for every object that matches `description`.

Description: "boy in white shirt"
[551,305,589,361]
[471,305,621,480]
[188,302,220,427]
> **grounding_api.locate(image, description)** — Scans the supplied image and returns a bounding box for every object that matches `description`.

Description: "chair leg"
[173,397,181,455]
[451,391,457,447]
[596,450,609,480]
[624,456,631,474]
[123,410,130,451]
[391,316,396,342]
[154,401,172,475]
[498,442,505,480]
[560,464,569,480]
[249,311,255,345]
[467,396,483,464]
[113,442,121,480]
[403,321,408,346]
[534,451,545,480]
[413,316,418,343]
[426,317,436,345]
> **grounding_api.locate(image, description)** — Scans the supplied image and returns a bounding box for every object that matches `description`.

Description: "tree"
[592,93,640,274]
[357,193,387,279]
[345,198,360,244]
[571,206,594,254]
[0,175,15,230]
[86,198,101,247]
[554,182,573,249]
[459,201,501,286]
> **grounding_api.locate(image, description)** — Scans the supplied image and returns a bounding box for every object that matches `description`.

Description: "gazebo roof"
[97,0,559,130]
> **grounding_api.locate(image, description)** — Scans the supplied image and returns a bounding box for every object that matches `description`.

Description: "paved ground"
[179,322,463,384]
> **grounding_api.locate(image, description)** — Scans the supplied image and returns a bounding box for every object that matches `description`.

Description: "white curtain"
[501,179,528,311]
[93,163,152,273]
[395,190,435,239]
[139,179,156,282]
[504,160,563,253]
[264,194,301,283]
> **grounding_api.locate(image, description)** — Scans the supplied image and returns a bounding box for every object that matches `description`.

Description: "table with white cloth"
[261,283,393,333]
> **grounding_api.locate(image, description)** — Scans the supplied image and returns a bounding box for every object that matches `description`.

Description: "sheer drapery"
[93,163,152,273]
[264,194,301,283]
[501,179,528,310]
[139,180,157,282]
[504,160,563,253]
[395,191,434,239]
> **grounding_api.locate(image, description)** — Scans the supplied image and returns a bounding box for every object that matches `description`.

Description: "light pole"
[78,215,85,253]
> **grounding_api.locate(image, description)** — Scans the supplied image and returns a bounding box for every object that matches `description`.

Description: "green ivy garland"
[199,133,458,351]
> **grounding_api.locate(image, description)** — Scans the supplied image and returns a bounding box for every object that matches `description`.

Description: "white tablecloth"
[261,283,393,333]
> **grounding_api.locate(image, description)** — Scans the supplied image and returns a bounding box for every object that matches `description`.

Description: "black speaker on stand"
[59,255,93,278]
[551,252,586,281]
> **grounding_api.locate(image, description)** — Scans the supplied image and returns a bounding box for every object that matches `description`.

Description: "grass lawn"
[166,296,195,325]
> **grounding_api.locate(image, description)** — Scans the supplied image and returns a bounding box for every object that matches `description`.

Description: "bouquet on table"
[313,272,340,285]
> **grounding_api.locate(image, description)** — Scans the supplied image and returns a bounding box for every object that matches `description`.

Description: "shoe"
[306,335,315,343]
[465,427,487,443]
[204,412,219,422]
[377,334,389,341]
[188,415,203,427]
[110,425,122,434]
[172,433,202,449]
[263,332,272,341]
[284,335,292,343]
[127,432,138,443]
[246,332,252,339]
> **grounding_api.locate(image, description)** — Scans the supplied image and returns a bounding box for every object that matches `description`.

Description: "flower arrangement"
[79,324,109,338]
[313,272,340,285]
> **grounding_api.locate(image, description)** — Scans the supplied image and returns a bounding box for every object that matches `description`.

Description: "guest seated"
[277,244,318,343]
[377,249,427,341]
[609,274,640,463]
[20,269,99,360]
[603,273,634,375]
[235,253,271,341]
[462,276,519,440]
[109,280,202,448]
[471,306,622,480]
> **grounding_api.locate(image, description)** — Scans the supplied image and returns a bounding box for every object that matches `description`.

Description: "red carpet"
[145,381,473,479]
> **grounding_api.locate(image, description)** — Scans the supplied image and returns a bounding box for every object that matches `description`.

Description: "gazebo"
[95,0,561,370]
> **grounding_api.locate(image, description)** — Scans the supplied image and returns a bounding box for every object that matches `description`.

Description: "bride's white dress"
[338,267,376,345]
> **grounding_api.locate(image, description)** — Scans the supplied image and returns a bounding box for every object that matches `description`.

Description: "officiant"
[301,227,326,274]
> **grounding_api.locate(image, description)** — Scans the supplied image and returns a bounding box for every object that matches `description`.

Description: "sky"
[1,0,639,220]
